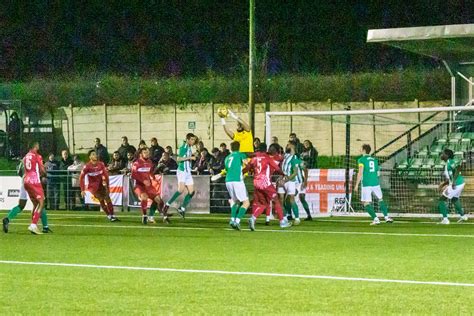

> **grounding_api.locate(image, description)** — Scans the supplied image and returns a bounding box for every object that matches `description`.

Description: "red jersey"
[80,161,109,191]
[248,152,282,189]
[131,158,154,186]
[23,150,45,185]
[270,153,283,174]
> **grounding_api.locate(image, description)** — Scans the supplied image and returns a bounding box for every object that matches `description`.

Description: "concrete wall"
[61,100,450,156]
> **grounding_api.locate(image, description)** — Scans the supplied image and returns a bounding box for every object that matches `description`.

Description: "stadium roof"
[367,24,474,63]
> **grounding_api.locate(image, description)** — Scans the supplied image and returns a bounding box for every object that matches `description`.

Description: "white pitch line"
[0,260,472,288]
[9,222,474,238]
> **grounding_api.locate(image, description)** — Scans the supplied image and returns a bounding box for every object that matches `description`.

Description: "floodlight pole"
[249,0,256,136]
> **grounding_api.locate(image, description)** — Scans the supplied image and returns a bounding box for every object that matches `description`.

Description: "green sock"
[300,197,311,216]
[7,205,22,220]
[230,204,239,219]
[284,200,291,216]
[452,198,464,216]
[364,204,376,219]
[167,191,182,205]
[149,203,157,217]
[291,202,299,218]
[40,208,48,227]
[438,200,448,218]
[237,206,247,219]
[379,200,389,217]
[181,193,194,208]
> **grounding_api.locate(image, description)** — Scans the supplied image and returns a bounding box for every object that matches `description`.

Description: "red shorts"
[134,184,160,201]
[88,184,108,200]
[253,185,277,206]
[24,182,44,200]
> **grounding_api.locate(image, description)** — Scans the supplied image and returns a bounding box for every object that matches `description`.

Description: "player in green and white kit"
[354,144,393,225]
[437,148,468,224]
[222,141,249,230]
[162,133,197,218]
[278,141,304,225]
[2,161,51,233]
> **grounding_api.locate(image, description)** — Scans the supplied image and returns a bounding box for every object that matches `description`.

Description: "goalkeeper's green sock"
[379,200,389,217]
[7,205,22,220]
[438,200,448,218]
[291,202,299,218]
[149,203,157,217]
[181,193,194,208]
[167,191,182,205]
[230,203,239,220]
[364,204,377,219]
[300,197,311,216]
[40,208,48,227]
[452,198,464,216]
[237,206,247,219]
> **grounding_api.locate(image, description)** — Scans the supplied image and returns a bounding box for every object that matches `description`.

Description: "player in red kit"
[262,144,286,225]
[245,143,291,230]
[23,141,46,235]
[131,147,167,224]
[80,150,119,222]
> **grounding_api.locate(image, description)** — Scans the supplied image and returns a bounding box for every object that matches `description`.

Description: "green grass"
[1,211,473,314]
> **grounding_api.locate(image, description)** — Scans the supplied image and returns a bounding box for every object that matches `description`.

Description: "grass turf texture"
[1,211,473,314]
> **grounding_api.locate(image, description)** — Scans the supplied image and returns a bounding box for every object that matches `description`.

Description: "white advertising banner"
[0,176,34,211]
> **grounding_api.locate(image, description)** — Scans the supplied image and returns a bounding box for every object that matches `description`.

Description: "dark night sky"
[0,1,473,79]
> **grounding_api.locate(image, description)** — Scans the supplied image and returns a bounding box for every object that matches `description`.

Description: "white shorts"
[226,181,248,202]
[443,183,465,199]
[296,183,306,194]
[278,181,296,195]
[20,180,28,200]
[176,170,194,186]
[361,185,383,203]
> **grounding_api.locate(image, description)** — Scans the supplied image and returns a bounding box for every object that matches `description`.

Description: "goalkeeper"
[220,107,254,154]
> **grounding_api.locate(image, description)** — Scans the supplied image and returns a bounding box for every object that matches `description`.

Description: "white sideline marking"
[10,222,474,238]
[0,260,472,288]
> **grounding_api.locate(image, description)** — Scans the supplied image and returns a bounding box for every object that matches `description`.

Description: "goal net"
[265,105,474,216]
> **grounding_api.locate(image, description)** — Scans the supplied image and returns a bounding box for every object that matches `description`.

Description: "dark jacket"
[45,159,61,185]
[118,144,136,161]
[150,145,165,164]
[300,147,318,168]
[107,159,126,175]
[155,158,178,175]
[194,155,210,175]
[208,155,225,175]
[95,144,110,164]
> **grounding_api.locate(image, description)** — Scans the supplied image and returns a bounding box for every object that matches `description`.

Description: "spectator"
[45,153,60,210]
[193,148,210,175]
[165,146,174,159]
[219,143,230,158]
[149,137,165,164]
[301,140,318,168]
[7,112,23,158]
[117,136,136,162]
[154,152,178,175]
[59,149,73,209]
[196,140,205,157]
[134,140,147,159]
[208,147,225,175]
[271,136,284,154]
[124,151,135,174]
[67,155,85,210]
[94,138,110,164]
[289,133,304,155]
[253,137,261,152]
[107,151,126,175]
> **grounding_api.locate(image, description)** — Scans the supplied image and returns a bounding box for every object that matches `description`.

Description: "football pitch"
[1,211,473,315]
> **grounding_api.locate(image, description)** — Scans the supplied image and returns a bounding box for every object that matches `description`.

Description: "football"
[217,106,229,118]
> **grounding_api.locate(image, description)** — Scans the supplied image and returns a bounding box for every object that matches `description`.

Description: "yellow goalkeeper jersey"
[233,130,254,153]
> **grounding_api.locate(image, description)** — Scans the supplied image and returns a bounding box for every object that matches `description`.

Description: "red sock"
[265,205,271,216]
[100,200,110,216]
[273,198,284,220]
[140,200,147,216]
[107,200,114,215]
[252,204,265,218]
[32,210,41,225]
